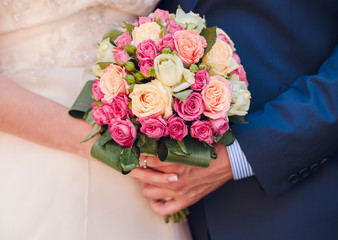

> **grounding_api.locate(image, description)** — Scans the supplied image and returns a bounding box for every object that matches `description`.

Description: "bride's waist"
[7,67,95,108]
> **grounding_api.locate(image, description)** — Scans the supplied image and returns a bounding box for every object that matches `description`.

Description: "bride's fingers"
[142,183,174,200]
[139,154,172,168]
[129,168,178,184]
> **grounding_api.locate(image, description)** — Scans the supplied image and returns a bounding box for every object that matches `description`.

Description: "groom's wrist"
[226,139,255,180]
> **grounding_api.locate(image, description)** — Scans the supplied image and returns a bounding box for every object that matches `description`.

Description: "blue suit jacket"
[158,0,338,239]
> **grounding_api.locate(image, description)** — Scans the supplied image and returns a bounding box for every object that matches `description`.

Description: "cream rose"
[175,8,206,33]
[132,22,161,46]
[92,38,115,77]
[154,54,184,87]
[171,69,195,92]
[202,39,239,76]
[130,80,173,119]
[202,75,233,119]
[216,28,235,51]
[99,64,128,103]
[228,80,251,116]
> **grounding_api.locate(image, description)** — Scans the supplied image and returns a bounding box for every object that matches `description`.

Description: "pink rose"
[210,118,229,136]
[114,32,132,49]
[167,18,184,35]
[134,16,154,27]
[174,92,205,121]
[190,70,210,91]
[157,34,175,52]
[91,103,114,126]
[92,79,104,101]
[111,94,132,119]
[114,49,129,63]
[174,30,207,66]
[167,115,188,141]
[233,52,241,64]
[136,40,158,60]
[217,33,233,47]
[190,120,213,144]
[202,75,232,119]
[231,65,248,87]
[100,64,129,103]
[139,59,153,76]
[108,118,136,147]
[153,9,169,23]
[138,115,169,139]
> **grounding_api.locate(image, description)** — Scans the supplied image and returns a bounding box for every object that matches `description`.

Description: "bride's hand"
[129,143,234,216]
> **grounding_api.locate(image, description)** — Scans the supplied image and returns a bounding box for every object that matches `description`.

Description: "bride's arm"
[0,74,96,159]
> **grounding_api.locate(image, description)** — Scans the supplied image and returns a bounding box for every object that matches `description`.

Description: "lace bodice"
[0,0,159,77]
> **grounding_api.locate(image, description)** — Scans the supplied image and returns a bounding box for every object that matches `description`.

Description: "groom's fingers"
[142,183,174,200]
[149,198,188,217]
[129,168,178,185]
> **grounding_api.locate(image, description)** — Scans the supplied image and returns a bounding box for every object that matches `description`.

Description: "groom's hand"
[129,143,233,216]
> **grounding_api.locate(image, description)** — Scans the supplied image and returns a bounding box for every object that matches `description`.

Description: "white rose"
[132,22,161,46]
[175,8,206,33]
[92,38,115,77]
[171,69,195,92]
[154,54,184,87]
[228,80,251,116]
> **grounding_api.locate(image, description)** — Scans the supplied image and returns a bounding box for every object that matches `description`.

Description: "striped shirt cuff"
[227,139,255,180]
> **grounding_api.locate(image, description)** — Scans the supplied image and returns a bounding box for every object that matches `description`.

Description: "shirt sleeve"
[226,139,255,180]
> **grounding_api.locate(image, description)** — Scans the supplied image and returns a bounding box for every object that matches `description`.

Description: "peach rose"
[99,64,129,103]
[129,80,173,119]
[174,30,207,67]
[202,75,232,119]
[132,22,161,46]
[202,39,239,76]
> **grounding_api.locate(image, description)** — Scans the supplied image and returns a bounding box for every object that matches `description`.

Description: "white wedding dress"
[0,1,192,240]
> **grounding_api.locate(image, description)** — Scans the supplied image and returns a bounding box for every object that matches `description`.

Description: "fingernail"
[168,175,178,182]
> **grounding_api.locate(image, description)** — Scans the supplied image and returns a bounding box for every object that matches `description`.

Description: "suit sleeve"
[231,45,338,198]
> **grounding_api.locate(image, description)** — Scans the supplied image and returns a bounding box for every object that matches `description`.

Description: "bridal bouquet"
[70,7,250,222]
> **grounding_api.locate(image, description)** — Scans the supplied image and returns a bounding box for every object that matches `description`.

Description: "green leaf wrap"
[137,134,158,156]
[91,134,123,173]
[69,80,94,119]
[158,138,210,167]
[120,146,140,172]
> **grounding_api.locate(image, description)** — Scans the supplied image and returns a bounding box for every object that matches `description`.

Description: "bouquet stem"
[164,208,189,223]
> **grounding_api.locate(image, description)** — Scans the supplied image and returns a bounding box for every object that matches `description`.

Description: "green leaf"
[97,62,112,70]
[81,124,101,143]
[229,115,249,124]
[200,26,217,57]
[102,29,123,44]
[137,133,158,156]
[123,21,135,36]
[158,137,210,167]
[177,139,190,155]
[91,137,123,172]
[120,146,140,172]
[97,130,113,147]
[85,110,96,125]
[219,130,236,146]
[209,145,217,159]
[173,90,193,103]
[214,134,224,143]
[69,80,95,119]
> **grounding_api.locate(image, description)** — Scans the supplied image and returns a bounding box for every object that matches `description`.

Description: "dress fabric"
[0,1,192,239]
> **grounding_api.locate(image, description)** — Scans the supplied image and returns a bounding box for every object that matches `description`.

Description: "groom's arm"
[231,45,338,197]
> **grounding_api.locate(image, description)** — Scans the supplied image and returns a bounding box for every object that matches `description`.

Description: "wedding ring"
[143,158,147,169]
